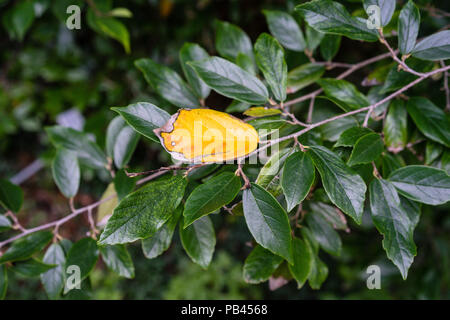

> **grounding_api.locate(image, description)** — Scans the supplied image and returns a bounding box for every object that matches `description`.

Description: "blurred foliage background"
[0,0,449,299]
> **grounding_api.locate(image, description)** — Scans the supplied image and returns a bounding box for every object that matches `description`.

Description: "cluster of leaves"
[1,0,450,299]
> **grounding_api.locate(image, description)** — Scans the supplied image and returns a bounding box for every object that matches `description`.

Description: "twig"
[235,162,250,190]
[307,95,315,123]
[441,60,450,112]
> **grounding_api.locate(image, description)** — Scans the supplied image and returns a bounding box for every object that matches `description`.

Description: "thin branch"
[441,60,450,112]
[307,95,315,123]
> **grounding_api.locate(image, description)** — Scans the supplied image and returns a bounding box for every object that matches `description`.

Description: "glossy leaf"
[243,245,283,284]
[179,216,216,269]
[135,58,199,108]
[254,33,287,102]
[41,243,66,300]
[308,146,366,224]
[243,183,293,263]
[0,214,12,232]
[281,151,315,212]
[179,43,211,99]
[87,12,130,53]
[262,10,306,52]
[363,0,396,27]
[99,175,187,245]
[188,57,269,105]
[406,97,450,147]
[287,63,325,93]
[398,0,420,55]
[256,148,291,189]
[370,179,417,279]
[0,179,23,213]
[334,126,373,148]
[65,238,99,282]
[317,78,370,110]
[0,231,52,264]
[142,206,182,259]
[296,0,378,42]
[425,141,443,165]
[11,259,56,278]
[52,149,80,198]
[236,52,256,75]
[320,34,341,61]
[214,20,253,61]
[106,116,139,169]
[347,133,384,166]
[306,24,325,52]
[99,245,135,279]
[113,169,136,201]
[112,102,170,143]
[306,212,342,256]
[388,166,450,205]
[412,30,450,61]
[383,100,407,153]
[288,238,313,288]
[309,202,348,231]
[183,172,241,228]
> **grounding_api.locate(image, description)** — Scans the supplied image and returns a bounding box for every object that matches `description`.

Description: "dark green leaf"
[412,30,450,61]
[99,175,187,245]
[11,259,56,278]
[383,100,407,153]
[256,148,292,189]
[0,179,23,213]
[243,183,293,263]
[320,34,341,61]
[287,63,325,94]
[52,149,80,198]
[306,211,342,256]
[369,179,417,279]
[308,254,328,290]
[281,151,315,212]
[288,238,313,288]
[106,116,139,169]
[113,169,136,201]
[382,153,404,177]
[425,141,443,165]
[179,216,216,269]
[310,202,348,231]
[262,10,306,52]
[135,58,199,108]
[87,10,130,53]
[243,245,283,284]
[41,243,66,300]
[179,43,211,99]
[0,231,52,264]
[334,126,373,147]
[214,20,253,61]
[296,0,378,42]
[183,172,241,228]
[388,165,450,205]
[308,146,367,224]
[381,59,433,93]
[2,0,35,41]
[317,78,370,110]
[188,57,269,105]
[99,245,134,279]
[406,97,450,147]
[306,25,325,52]
[65,238,99,281]
[46,126,107,169]
[398,0,420,55]
[112,102,170,143]
[347,133,384,166]
[363,0,396,27]
[236,53,256,75]
[142,206,182,259]
[0,265,6,299]
[254,33,287,102]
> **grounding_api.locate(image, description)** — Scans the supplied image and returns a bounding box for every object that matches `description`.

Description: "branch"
[441,60,450,112]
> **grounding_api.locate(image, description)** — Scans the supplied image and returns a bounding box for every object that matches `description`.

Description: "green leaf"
[142,206,182,259]
[2,0,35,41]
[99,175,187,245]
[214,20,253,61]
[188,57,269,105]
[112,102,170,143]
[334,126,373,147]
[179,43,211,99]
[65,238,99,282]
[0,231,53,264]
[281,151,315,212]
[135,58,199,108]
[97,183,118,225]
[11,259,56,278]
[256,148,292,189]
[363,0,396,27]
[52,149,80,198]
[369,179,417,279]
[425,141,443,165]
[320,34,341,61]
[412,30,450,61]
[108,7,133,18]
[254,33,287,102]
[398,0,420,55]
[87,9,130,53]
[306,211,342,256]
[381,59,433,93]
[306,24,325,52]
[262,10,306,52]
[99,245,134,279]
[0,179,23,213]
[46,126,107,169]
[296,0,378,42]
[0,265,6,299]
[106,116,139,169]
[243,107,281,117]
[287,63,325,93]
[388,166,450,205]
[236,53,256,75]
[113,169,136,201]
[183,172,241,228]
[317,78,370,110]
[382,153,404,177]
[406,97,450,147]
[301,228,328,289]
[309,202,348,231]
[243,245,283,284]
[179,216,216,269]
[41,243,66,300]
[347,133,384,166]
[308,146,367,224]
[288,238,313,288]
[383,100,407,153]
[0,214,12,232]
[243,183,293,263]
